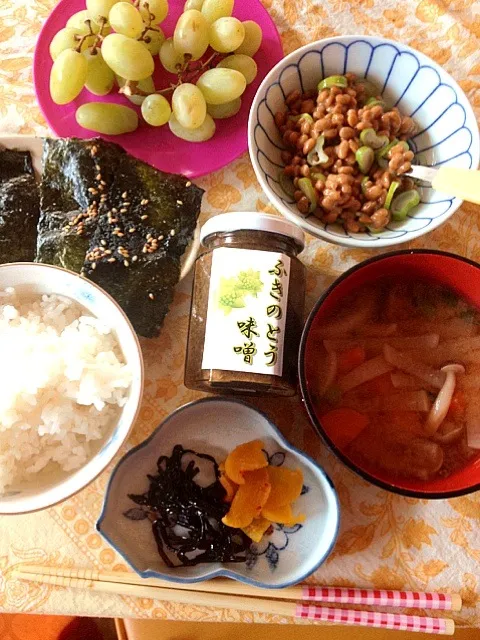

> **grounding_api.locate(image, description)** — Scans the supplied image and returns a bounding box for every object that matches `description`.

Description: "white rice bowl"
[0,288,132,493]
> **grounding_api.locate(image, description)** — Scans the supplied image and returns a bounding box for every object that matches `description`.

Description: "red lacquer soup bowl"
[299,250,480,498]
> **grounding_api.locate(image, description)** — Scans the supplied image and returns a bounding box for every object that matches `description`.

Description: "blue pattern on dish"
[249,36,479,247]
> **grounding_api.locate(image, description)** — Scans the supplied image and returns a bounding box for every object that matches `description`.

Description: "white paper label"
[202,247,291,376]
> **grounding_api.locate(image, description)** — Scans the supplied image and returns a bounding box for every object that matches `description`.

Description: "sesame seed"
[112,208,118,214]
[141,214,148,220]
[129,228,135,233]
[142,247,148,253]
[108,257,116,263]
[91,262,97,270]
[158,235,164,241]
[170,229,176,236]
[148,293,154,300]
[100,180,106,186]
[132,255,138,262]
[176,200,183,205]
[105,249,112,255]
[120,208,127,213]
[98,184,104,191]
[124,202,131,207]
[122,191,128,199]
[141,199,149,205]
[101,240,107,246]
[186,181,192,187]
[124,260,129,267]
[96,173,102,181]
[146,233,152,240]
[88,187,97,194]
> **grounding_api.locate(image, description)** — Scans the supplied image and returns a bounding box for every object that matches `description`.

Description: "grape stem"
[75,17,107,54]
[119,52,224,98]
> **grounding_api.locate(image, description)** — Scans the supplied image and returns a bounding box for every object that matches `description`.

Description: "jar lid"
[200,213,305,250]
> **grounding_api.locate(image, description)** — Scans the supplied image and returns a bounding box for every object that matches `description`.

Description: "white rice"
[0,288,132,492]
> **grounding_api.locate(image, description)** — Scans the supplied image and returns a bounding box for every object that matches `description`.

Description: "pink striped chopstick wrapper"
[301,587,461,611]
[296,605,455,634]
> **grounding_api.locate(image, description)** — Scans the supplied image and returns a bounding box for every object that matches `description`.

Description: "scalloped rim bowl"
[249,35,480,248]
[97,398,340,588]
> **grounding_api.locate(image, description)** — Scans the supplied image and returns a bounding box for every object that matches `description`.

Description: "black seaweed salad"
[125,445,251,567]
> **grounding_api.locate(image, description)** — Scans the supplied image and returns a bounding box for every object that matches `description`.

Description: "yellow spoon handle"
[432,167,480,205]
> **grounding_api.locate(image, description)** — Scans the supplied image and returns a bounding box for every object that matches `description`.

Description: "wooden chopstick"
[13,568,456,635]
[16,565,462,612]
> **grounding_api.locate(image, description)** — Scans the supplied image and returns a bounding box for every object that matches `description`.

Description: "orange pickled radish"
[222,467,271,529]
[262,502,305,526]
[264,466,303,510]
[224,439,268,484]
[242,517,272,543]
[219,472,238,503]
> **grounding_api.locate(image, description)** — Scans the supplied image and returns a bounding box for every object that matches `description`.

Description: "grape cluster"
[48,0,263,142]
[237,269,263,295]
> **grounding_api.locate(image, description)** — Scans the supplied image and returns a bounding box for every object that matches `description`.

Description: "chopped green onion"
[367,226,383,235]
[359,128,389,150]
[311,171,326,183]
[317,75,348,90]
[288,113,314,123]
[385,181,400,210]
[358,80,381,100]
[278,171,296,197]
[307,135,328,166]
[361,175,370,195]
[355,146,375,174]
[390,189,420,221]
[298,177,318,213]
[365,97,386,108]
[376,138,399,161]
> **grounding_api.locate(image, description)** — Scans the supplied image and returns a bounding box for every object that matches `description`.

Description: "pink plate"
[34,0,283,178]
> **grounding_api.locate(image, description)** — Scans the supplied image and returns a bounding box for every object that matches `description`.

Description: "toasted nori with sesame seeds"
[37,137,203,337]
[0,149,39,263]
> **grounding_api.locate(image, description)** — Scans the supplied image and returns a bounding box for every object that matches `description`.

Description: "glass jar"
[185,213,306,396]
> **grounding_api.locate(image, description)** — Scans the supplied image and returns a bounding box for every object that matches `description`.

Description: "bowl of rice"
[0,262,144,515]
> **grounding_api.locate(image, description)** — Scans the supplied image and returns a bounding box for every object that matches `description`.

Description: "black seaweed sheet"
[37,138,203,337]
[0,149,39,263]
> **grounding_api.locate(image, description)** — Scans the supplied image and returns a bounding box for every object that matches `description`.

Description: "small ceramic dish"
[0,262,144,515]
[249,35,480,248]
[0,135,199,279]
[97,398,339,588]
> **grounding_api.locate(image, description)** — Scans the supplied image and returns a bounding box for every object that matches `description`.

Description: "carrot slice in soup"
[320,408,369,449]
[224,439,268,484]
[337,346,366,374]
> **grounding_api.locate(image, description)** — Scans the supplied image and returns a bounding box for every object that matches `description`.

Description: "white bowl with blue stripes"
[248,36,479,248]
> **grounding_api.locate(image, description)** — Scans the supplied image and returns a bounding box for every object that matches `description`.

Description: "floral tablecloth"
[1,0,480,626]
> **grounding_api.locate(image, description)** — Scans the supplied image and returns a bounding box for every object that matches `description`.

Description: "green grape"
[84,50,115,96]
[169,113,215,141]
[207,97,241,119]
[172,83,206,129]
[109,2,143,38]
[234,20,262,57]
[142,26,165,55]
[76,102,138,134]
[159,37,184,73]
[49,28,81,61]
[116,74,156,105]
[66,10,108,34]
[184,0,203,9]
[209,17,245,53]
[201,0,233,23]
[141,94,172,126]
[173,10,209,61]
[217,54,257,84]
[50,49,88,104]
[196,68,246,104]
[138,0,168,23]
[102,33,154,80]
[86,0,120,23]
